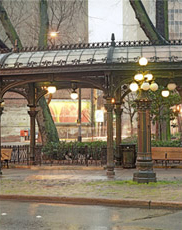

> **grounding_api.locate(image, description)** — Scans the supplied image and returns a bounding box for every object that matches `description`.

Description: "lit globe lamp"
[161,82,176,98]
[129,82,139,92]
[167,82,177,91]
[144,73,153,81]
[139,57,148,66]
[161,90,170,97]
[141,82,150,91]
[111,98,115,103]
[47,86,56,94]
[150,82,158,92]
[134,73,144,81]
[70,89,78,100]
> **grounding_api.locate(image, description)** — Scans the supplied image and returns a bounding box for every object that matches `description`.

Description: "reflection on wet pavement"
[0,200,181,230]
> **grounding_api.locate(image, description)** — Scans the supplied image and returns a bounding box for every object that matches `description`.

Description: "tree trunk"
[36,97,59,145]
[155,120,159,141]
[0,1,22,48]
[130,118,134,136]
[156,0,170,141]
[156,0,169,39]
[38,0,49,47]
[36,0,59,145]
[129,0,168,44]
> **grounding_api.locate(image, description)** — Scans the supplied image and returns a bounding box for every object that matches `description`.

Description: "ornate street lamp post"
[130,57,176,183]
[130,57,158,183]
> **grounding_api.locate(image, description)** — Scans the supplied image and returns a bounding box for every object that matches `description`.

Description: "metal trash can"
[101,147,107,165]
[120,144,136,168]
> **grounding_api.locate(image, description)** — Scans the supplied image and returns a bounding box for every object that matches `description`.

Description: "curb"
[11,165,105,170]
[0,195,182,210]
[9,164,182,170]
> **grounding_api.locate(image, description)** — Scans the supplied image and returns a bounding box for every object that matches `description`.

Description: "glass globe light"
[144,73,153,81]
[70,89,78,99]
[139,57,148,66]
[111,98,115,104]
[141,82,150,91]
[129,82,139,92]
[47,86,56,94]
[50,31,58,38]
[167,83,176,91]
[161,90,170,97]
[134,73,144,81]
[150,82,158,91]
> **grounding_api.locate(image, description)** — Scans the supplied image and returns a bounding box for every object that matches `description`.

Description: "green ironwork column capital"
[114,106,123,116]
[28,106,38,118]
[135,98,152,111]
[28,109,38,118]
[104,98,114,113]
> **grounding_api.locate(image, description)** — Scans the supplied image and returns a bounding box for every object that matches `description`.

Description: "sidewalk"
[0,167,182,209]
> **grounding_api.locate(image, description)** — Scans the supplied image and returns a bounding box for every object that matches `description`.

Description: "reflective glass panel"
[40,51,57,66]
[80,49,97,64]
[53,50,71,65]
[3,53,20,68]
[28,52,45,66]
[127,47,142,62]
[0,53,9,64]
[113,47,128,62]
[142,46,156,61]
[66,49,84,65]
[16,52,34,67]
[93,48,108,63]
[170,46,182,60]
[155,46,170,61]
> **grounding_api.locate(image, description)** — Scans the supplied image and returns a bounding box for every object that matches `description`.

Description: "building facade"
[122,0,182,41]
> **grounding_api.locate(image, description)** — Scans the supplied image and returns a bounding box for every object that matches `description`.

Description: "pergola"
[1,35,182,182]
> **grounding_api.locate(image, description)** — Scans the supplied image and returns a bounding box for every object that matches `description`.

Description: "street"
[0,200,181,230]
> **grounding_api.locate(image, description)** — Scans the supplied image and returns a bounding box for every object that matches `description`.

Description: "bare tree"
[129,0,168,44]
[123,92,137,136]
[0,0,87,145]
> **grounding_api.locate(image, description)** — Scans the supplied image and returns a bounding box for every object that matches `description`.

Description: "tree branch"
[0,0,22,48]
[129,0,168,44]
[0,38,9,49]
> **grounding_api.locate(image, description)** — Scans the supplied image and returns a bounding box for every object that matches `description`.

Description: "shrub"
[151,140,181,147]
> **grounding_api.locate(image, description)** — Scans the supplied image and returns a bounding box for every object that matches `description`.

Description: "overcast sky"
[88,0,123,42]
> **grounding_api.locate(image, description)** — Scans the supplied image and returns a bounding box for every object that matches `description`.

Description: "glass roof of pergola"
[0,44,182,69]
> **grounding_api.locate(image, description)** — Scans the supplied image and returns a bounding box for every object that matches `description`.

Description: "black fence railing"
[39,146,108,166]
[2,145,29,164]
[1,145,109,167]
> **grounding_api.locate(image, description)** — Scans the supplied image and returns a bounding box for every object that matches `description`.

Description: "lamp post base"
[106,166,115,177]
[133,170,156,183]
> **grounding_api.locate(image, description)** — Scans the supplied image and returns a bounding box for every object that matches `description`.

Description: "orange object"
[20,130,25,136]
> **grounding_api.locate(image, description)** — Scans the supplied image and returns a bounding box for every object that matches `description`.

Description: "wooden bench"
[1,148,12,168]
[152,147,182,167]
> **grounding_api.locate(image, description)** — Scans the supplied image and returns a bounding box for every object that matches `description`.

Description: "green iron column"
[104,97,115,176]
[0,104,4,175]
[28,106,38,165]
[114,87,122,166]
[133,95,156,183]
[114,105,123,166]
[77,88,82,142]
